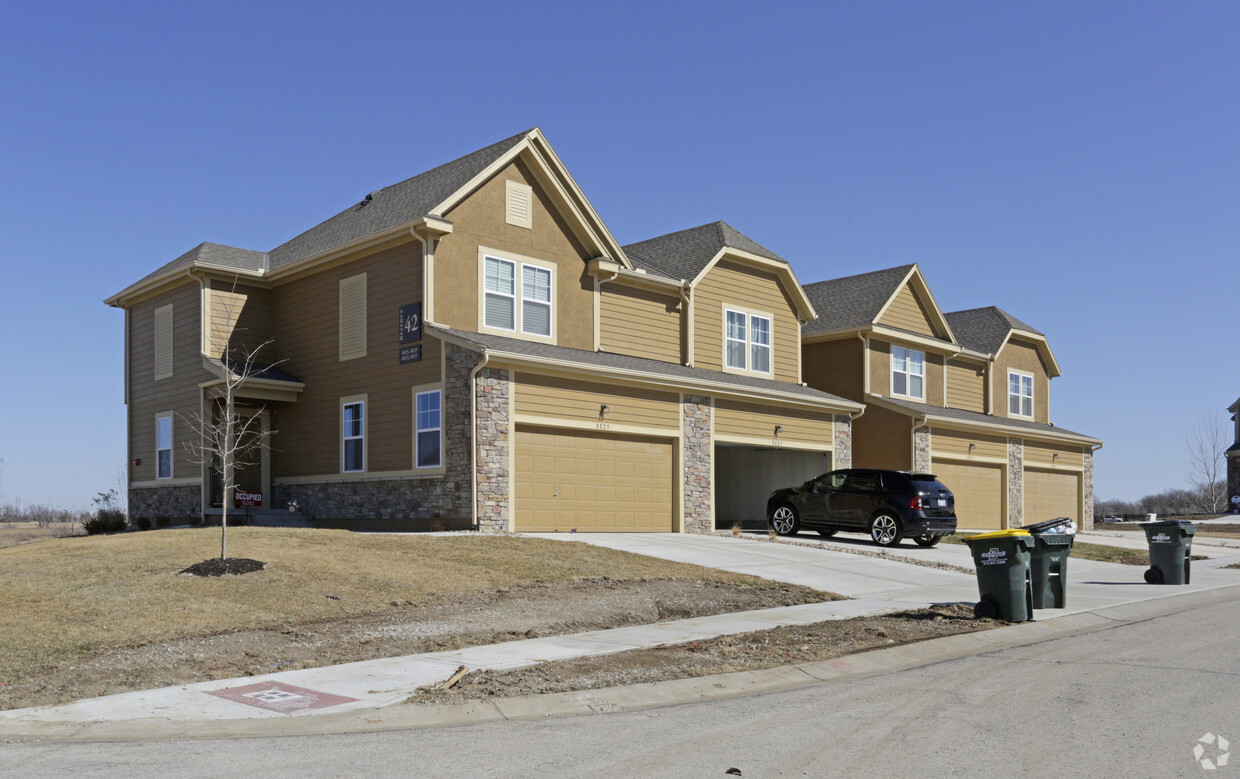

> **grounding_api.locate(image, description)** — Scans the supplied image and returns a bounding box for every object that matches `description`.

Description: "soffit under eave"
[430,131,632,270]
[691,248,817,320]
[871,265,957,344]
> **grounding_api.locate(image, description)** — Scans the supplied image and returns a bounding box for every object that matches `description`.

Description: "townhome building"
[106,129,862,533]
[800,264,1103,530]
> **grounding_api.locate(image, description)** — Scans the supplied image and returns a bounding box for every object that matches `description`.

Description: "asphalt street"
[4,587,1237,778]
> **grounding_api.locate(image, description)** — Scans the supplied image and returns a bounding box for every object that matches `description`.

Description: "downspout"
[857,331,869,395]
[186,267,209,517]
[593,267,621,352]
[469,349,491,531]
[680,282,693,366]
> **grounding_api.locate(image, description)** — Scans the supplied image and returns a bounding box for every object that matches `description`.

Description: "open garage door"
[514,426,675,532]
[932,460,1004,530]
[715,446,830,530]
[1025,468,1080,525]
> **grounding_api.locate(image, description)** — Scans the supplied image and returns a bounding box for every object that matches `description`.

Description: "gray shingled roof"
[874,395,1100,443]
[430,326,857,407]
[268,129,532,270]
[944,307,1043,356]
[801,265,915,335]
[622,222,785,282]
[126,242,267,292]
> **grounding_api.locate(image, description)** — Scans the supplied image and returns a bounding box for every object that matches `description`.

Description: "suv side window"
[846,471,881,491]
[819,472,847,490]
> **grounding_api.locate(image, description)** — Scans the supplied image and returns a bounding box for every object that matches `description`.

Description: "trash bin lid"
[965,529,1031,541]
[1024,517,1073,534]
[1141,520,1196,529]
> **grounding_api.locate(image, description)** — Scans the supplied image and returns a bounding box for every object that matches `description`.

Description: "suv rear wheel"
[770,505,800,536]
[869,513,903,546]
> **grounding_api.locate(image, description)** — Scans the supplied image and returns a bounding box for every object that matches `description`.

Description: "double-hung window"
[415,390,442,469]
[1009,371,1034,418]
[892,346,925,400]
[483,254,553,338]
[724,308,773,374]
[156,414,172,479]
[342,400,365,473]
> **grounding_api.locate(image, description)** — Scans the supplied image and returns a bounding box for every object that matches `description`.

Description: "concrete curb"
[6,583,1236,743]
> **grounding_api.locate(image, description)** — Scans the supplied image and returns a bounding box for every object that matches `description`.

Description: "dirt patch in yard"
[1,577,834,711]
[408,604,996,704]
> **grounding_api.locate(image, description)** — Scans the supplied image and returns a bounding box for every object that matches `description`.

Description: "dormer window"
[892,345,924,400]
[1009,370,1034,418]
[724,307,772,375]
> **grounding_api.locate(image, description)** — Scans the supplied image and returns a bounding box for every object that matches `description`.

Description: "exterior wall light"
[600,404,610,417]
[774,425,782,437]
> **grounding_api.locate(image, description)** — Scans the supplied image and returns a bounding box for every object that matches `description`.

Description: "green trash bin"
[1141,520,1196,584]
[1024,518,1075,609]
[963,529,1034,622]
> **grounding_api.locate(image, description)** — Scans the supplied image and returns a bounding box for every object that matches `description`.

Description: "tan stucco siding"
[994,339,1051,423]
[946,358,986,413]
[271,241,441,477]
[802,338,865,402]
[205,280,273,360]
[436,158,595,350]
[128,280,212,484]
[852,405,913,470]
[692,260,800,383]
[932,428,1008,461]
[513,373,680,431]
[599,283,682,363]
[1024,440,1085,469]
[713,399,834,447]
[869,339,945,405]
[876,283,935,336]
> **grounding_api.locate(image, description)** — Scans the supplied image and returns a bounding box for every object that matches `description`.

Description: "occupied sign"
[235,491,263,507]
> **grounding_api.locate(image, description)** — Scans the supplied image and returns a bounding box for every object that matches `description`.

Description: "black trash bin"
[963,529,1034,622]
[1141,520,1196,584]
[1024,518,1075,609]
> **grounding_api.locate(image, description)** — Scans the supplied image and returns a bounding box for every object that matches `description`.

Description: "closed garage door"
[932,460,1004,530]
[514,426,675,532]
[1025,469,1080,525]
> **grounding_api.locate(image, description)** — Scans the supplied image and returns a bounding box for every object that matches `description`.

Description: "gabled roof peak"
[621,220,785,281]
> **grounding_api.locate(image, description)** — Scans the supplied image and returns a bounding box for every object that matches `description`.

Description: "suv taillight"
[909,495,923,511]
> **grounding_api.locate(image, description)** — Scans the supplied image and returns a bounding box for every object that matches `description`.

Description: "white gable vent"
[505,180,533,229]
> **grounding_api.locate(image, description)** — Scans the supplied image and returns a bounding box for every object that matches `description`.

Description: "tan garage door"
[514,426,675,532]
[932,460,1004,530]
[1025,469,1080,525]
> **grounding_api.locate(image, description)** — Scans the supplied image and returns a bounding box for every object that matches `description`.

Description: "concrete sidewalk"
[2,530,1237,740]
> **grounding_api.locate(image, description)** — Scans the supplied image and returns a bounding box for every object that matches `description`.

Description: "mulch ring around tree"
[179,558,266,577]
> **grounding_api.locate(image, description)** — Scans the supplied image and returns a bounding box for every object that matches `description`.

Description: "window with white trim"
[724,308,772,374]
[483,254,554,337]
[415,390,442,468]
[342,400,365,473]
[1009,371,1034,418]
[891,346,925,400]
[156,414,173,479]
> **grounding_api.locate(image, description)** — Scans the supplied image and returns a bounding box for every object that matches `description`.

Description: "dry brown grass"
[0,527,793,682]
[0,522,82,549]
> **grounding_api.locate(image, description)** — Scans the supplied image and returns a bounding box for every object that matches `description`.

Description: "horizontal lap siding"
[514,373,679,430]
[1024,441,1084,469]
[693,260,800,383]
[272,242,439,476]
[876,284,935,336]
[600,284,682,363]
[128,281,212,483]
[932,428,1007,460]
[946,359,985,413]
[713,399,833,447]
[994,339,1050,423]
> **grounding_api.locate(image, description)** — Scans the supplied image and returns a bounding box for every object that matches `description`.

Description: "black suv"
[767,469,957,547]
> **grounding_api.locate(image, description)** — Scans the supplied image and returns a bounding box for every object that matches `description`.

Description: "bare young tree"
[180,278,279,560]
[1185,415,1228,515]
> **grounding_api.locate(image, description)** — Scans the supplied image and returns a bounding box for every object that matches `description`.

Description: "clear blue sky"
[1,1,1236,510]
